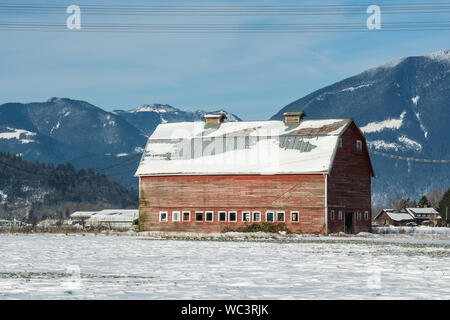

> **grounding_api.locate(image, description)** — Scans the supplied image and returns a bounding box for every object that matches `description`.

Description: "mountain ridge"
[272,49,450,204]
[0,98,241,190]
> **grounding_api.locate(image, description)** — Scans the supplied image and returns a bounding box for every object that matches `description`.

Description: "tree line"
[0,152,138,223]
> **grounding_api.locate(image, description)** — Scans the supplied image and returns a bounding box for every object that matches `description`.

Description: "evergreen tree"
[438,189,450,223]
[417,195,430,208]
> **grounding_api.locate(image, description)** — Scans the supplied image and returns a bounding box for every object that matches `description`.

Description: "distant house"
[70,209,138,228]
[373,209,414,226]
[406,208,442,226]
[0,219,23,227]
[135,111,375,234]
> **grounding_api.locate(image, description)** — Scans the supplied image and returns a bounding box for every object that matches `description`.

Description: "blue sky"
[1,0,449,120]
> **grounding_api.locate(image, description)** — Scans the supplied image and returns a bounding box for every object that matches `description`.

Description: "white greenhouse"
[70,209,138,228]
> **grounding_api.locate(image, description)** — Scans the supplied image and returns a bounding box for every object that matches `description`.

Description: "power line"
[1,3,450,16]
[0,158,51,177]
[1,2,449,33]
[97,153,141,172]
[370,150,450,163]
[1,21,450,33]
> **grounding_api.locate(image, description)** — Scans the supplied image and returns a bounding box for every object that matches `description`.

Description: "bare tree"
[427,189,444,210]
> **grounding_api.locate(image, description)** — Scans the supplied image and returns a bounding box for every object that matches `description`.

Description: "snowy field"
[1,233,450,299]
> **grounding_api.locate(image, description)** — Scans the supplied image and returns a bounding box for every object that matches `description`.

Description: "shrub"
[222,222,292,234]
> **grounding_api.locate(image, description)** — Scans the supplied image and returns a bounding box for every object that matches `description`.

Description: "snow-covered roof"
[406,208,439,215]
[135,119,355,176]
[70,211,98,218]
[385,212,414,221]
[71,209,138,222]
[87,210,138,223]
[374,210,414,221]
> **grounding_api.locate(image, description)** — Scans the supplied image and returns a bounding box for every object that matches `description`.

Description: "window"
[277,211,285,222]
[219,211,227,222]
[172,211,180,222]
[205,211,214,222]
[330,210,335,220]
[357,211,361,221]
[159,211,168,222]
[253,211,261,222]
[182,211,191,222]
[291,211,299,222]
[356,140,362,150]
[339,138,343,148]
[228,211,237,222]
[338,210,343,220]
[364,211,369,221]
[266,211,274,222]
[242,211,251,222]
[196,211,203,222]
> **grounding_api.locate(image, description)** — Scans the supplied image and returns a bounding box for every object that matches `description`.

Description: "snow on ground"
[367,135,422,152]
[413,112,429,139]
[0,127,37,144]
[373,226,450,235]
[0,233,449,299]
[397,135,422,151]
[0,190,7,203]
[367,140,401,151]
[411,95,420,106]
[360,111,406,133]
[340,83,372,92]
[427,49,450,63]
[49,121,60,135]
[115,153,128,157]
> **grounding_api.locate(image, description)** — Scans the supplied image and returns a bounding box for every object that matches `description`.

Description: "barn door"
[344,212,355,234]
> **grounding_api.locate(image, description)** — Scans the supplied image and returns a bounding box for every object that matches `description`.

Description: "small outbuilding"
[406,208,442,226]
[373,209,415,226]
[70,209,138,228]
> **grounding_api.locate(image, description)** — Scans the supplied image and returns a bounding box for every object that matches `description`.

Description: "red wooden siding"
[139,174,326,233]
[327,122,372,234]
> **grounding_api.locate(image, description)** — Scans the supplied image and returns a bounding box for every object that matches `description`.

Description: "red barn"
[135,111,375,234]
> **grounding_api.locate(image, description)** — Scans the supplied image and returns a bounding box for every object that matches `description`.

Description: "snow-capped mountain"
[272,50,450,204]
[0,98,241,189]
[113,104,241,137]
[0,97,147,164]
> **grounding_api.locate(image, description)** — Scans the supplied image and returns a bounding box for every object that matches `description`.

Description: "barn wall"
[139,174,326,234]
[327,122,373,234]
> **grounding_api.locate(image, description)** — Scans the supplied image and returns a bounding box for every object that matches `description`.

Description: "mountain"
[0,98,241,190]
[0,97,147,163]
[0,152,138,221]
[113,104,241,137]
[272,50,450,205]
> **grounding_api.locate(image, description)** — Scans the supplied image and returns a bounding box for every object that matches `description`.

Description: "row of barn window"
[329,210,370,221]
[159,210,300,223]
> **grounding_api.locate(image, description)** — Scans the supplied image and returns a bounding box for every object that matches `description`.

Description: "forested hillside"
[0,152,138,222]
